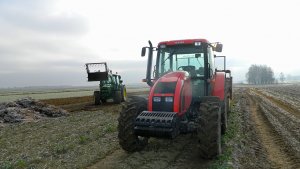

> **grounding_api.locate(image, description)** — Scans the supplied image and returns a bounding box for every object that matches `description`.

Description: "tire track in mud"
[255,89,300,119]
[247,91,300,168]
[231,88,271,168]
[86,95,213,169]
[88,134,212,169]
[250,89,300,152]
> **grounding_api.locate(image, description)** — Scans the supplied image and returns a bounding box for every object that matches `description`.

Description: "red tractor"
[118,39,232,158]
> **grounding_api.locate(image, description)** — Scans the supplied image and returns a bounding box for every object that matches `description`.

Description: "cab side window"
[207,46,215,77]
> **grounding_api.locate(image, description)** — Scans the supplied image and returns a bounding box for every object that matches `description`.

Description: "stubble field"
[0,84,299,169]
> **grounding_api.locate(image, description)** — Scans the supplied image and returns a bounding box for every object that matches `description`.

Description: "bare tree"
[246,65,275,84]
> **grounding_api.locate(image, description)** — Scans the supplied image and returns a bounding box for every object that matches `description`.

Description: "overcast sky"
[0,0,299,88]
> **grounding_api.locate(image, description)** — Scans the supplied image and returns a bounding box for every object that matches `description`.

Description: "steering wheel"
[178,66,195,71]
[177,66,185,70]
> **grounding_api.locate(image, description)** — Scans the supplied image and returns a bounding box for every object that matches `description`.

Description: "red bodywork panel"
[148,71,192,117]
[158,39,209,46]
[211,72,226,101]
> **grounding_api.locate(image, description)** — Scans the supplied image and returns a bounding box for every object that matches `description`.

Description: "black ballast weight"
[134,111,180,139]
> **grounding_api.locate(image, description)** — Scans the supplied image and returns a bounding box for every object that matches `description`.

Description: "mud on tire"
[118,96,148,152]
[113,91,122,104]
[221,97,228,135]
[197,100,221,159]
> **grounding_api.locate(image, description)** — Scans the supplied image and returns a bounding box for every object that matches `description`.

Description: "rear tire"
[221,98,228,135]
[94,91,100,105]
[227,96,231,113]
[197,101,221,159]
[118,96,148,152]
[113,91,122,104]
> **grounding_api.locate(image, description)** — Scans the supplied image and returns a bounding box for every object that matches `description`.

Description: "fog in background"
[1,0,300,88]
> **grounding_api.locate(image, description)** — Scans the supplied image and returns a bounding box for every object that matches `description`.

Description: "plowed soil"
[232,87,300,169]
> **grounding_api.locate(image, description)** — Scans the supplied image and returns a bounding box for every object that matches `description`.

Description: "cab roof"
[158,39,209,46]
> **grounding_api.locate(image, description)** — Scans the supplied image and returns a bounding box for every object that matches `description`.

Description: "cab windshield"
[157,45,205,77]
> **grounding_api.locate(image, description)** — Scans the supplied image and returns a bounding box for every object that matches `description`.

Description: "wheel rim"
[123,88,127,100]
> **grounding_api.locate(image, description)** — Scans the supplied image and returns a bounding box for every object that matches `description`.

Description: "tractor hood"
[148,71,192,116]
[158,71,189,83]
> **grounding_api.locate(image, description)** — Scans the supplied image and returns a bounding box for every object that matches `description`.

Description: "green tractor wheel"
[113,91,122,104]
[94,91,101,105]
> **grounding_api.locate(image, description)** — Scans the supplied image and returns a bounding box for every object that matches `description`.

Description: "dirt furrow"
[247,92,300,168]
[259,103,300,159]
[256,89,300,118]
[230,88,271,169]
[251,90,300,140]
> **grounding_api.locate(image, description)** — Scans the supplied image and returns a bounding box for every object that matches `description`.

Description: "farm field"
[232,84,300,168]
[0,84,300,168]
[0,85,148,103]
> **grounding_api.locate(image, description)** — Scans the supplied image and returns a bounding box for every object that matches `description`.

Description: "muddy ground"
[48,93,215,169]
[232,87,300,169]
[1,86,300,169]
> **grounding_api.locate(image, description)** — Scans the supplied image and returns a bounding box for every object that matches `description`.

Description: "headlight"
[165,97,173,102]
[153,97,161,102]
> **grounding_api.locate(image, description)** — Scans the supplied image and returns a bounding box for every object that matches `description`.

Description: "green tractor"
[85,62,127,105]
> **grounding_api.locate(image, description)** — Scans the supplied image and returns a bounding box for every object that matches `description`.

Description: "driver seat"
[182,66,197,78]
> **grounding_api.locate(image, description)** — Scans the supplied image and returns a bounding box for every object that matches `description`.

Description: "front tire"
[101,99,106,103]
[197,100,222,159]
[118,96,148,152]
[94,91,100,105]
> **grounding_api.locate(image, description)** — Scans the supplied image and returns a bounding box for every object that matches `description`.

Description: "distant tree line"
[246,64,275,84]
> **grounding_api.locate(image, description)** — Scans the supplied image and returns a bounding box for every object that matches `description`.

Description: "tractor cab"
[154,41,214,100]
[156,42,207,79]
[142,39,222,103]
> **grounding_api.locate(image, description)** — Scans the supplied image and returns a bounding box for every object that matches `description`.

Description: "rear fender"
[211,72,225,101]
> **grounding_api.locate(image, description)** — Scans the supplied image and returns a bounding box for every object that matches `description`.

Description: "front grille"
[134,111,180,138]
[153,96,173,112]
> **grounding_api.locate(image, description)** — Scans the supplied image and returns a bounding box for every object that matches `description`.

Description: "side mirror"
[120,80,123,83]
[141,47,146,57]
[215,44,223,52]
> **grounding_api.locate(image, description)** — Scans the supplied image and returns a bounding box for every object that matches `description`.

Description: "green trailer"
[85,62,127,105]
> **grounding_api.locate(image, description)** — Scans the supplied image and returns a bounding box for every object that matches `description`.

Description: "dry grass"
[42,96,93,106]
[0,104,121,169]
